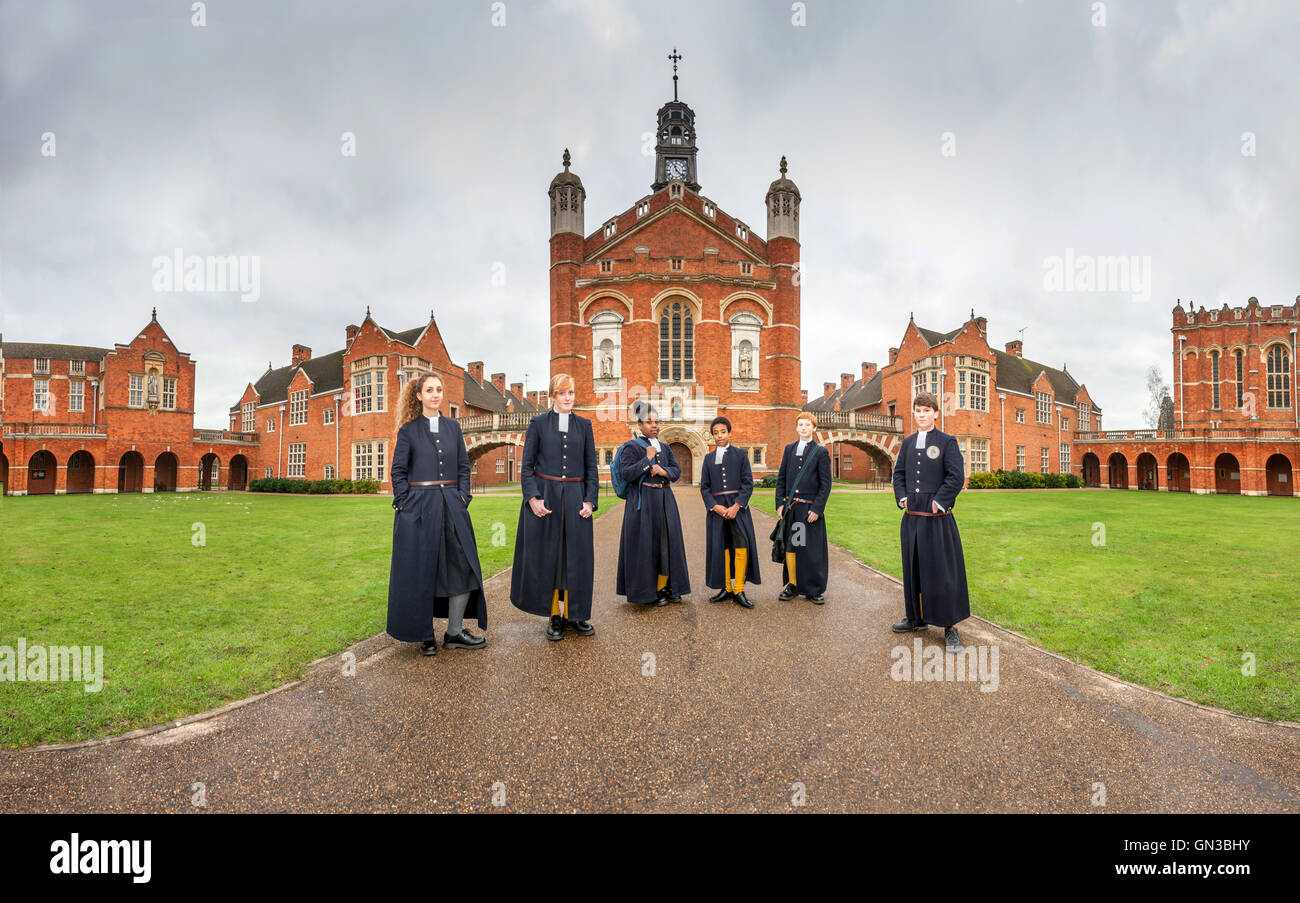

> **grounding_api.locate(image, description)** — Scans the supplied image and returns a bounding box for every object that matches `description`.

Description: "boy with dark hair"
[699,416,761,608]
[615,401,691,605]
[890,391,971,652]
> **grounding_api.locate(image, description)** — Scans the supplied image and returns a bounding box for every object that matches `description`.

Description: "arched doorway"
[67,451,95,494]
[0,450,8,494]
[1265,454,1292,496]
[1107,452,1129,489]
[154,452,178,492]
[1081,453,1100,487]
[1136,453,1158,490]
[1166,453,1191,492]
[1214,453,1241,494]
[199,453,220,491]
[28,451,57,495]
[229,455,248,491]
[118,451,144,493]
[669,442,693,485]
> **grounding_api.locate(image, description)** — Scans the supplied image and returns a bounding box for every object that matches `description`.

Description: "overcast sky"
[3,0,1297,428]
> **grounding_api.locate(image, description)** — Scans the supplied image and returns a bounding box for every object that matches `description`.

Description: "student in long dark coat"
[775,412,832,603]
[891,391,971,652]
[387,373,487,654]
[616,402,691,605]
[699,416,760,608]
[509,373,599,641]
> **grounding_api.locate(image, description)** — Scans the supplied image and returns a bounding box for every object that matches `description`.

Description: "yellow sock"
[551,590,568,618]
[724,550,733,592]
[733,548,747,593]
[785,551,797,587]
[657,574,668,591]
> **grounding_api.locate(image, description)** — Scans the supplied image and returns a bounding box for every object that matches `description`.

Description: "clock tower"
[651,48,700,191]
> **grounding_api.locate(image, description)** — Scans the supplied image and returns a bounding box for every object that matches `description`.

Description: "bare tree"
[1143,364,1171,428]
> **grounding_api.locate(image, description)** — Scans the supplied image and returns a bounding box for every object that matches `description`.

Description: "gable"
[587,200,766,264]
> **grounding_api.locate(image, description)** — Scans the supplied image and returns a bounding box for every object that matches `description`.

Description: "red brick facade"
[1074,297,1298,495]
[548,98,804,483]
[1,310,256,494]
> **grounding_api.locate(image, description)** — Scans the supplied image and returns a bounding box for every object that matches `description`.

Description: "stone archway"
[1265,453,1291,497]
[199,453,220,491]
[67,450,95,494]
[1166,453,1190,492]
[1136,453,1158,491]
[118,451,144,493]
[1214,453,1240,495]
[229,455,248,491]
[1107,452,1129,489]
[29,450,57,495]
[466,437,527,484]
[656,425,707,486]
[834,438,896,484]
[1082,453,1101,487]
[669,442,693,484]
[1,449,10,495]
[154,452,178,492]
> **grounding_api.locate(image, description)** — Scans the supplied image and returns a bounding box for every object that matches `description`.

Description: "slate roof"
[991,350,1082,402]
[1,341,112,362]
[804,370,882,412]
[461,371,540,414]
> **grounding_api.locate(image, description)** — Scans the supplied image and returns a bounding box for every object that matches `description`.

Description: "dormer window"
[34,358,50,374]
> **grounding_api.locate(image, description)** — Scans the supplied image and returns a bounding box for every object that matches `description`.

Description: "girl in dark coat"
[699,416,761,608]
[616,402,691,605]
[387,373,487,654]
[509,373,599,641]
[775,412,832,602]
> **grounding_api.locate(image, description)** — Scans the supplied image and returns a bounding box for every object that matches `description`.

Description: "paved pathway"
[2,489,1297,812]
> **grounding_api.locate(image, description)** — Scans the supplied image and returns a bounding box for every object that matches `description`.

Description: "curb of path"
[847,556,1300,732]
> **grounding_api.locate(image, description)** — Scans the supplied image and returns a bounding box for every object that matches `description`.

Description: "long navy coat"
[699,444,761,587]
[891,428,971,627]
[509,410,600,620]
[616,437,691,603]
[774,439,832,595]
[387,415,487,642]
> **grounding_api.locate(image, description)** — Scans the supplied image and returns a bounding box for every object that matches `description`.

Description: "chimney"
[840,372,854,391]
[823,382,835,400]
[467,361,484,385]
[861,361,877,381]
[345,324,360,344]
[538,390,549,409]
[527,391,538,406]
[801,389,808,405]
[291,344,312,367]
[888,347,899,365]
[1005,340,1022,358]
[974,316,987,334]
[491,372,506,394]
[511,382,523,399]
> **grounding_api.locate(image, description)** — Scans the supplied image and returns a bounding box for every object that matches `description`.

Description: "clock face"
[666,159,688,181]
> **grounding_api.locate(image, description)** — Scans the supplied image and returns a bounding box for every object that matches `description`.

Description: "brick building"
[230,308,537,489]
[805,311,1101,484]
[1075,297,1297,495]
[547,82,803,483]
[0,309,257,495]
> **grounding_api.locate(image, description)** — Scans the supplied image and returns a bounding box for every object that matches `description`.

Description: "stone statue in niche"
[601,351,614,379]
[739,345,753,379]
[147,370,160,401]
[672,397,683,420]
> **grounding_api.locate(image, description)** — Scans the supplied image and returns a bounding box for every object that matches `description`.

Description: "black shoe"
[666,592,683,603]
[806,594,825,604]
[891,618,926,632]
[708,588,733,603]
[945,627,963,652]
[546,615,565,641]
[566,618,595,636]
[420,639,438,656]
[444,629,486,649]
[733,591,753,609]
[778,584,797,601]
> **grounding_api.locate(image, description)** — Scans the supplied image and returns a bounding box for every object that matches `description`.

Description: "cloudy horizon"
[3,0,1298,428]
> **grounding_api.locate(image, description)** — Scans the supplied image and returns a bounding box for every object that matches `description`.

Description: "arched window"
[659,301,694,381]
[1234,349,1244,408]
[1267,344,1291,409]
[1209,350,1220,409]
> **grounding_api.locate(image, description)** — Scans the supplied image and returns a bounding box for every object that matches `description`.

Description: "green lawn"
[751,489,1298,722]
[0,491,597,749]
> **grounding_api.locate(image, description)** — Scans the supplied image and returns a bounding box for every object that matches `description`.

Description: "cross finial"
[779,156,787,176]
[562,147,571,171]
[668,47,682,101]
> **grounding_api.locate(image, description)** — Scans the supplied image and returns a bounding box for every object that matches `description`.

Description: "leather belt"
[712,489,739,495]
[642,482,668,487]
[410,480,456,486]
[906,509,951,516]
[791,497,814,504]
[536,472,584,482]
